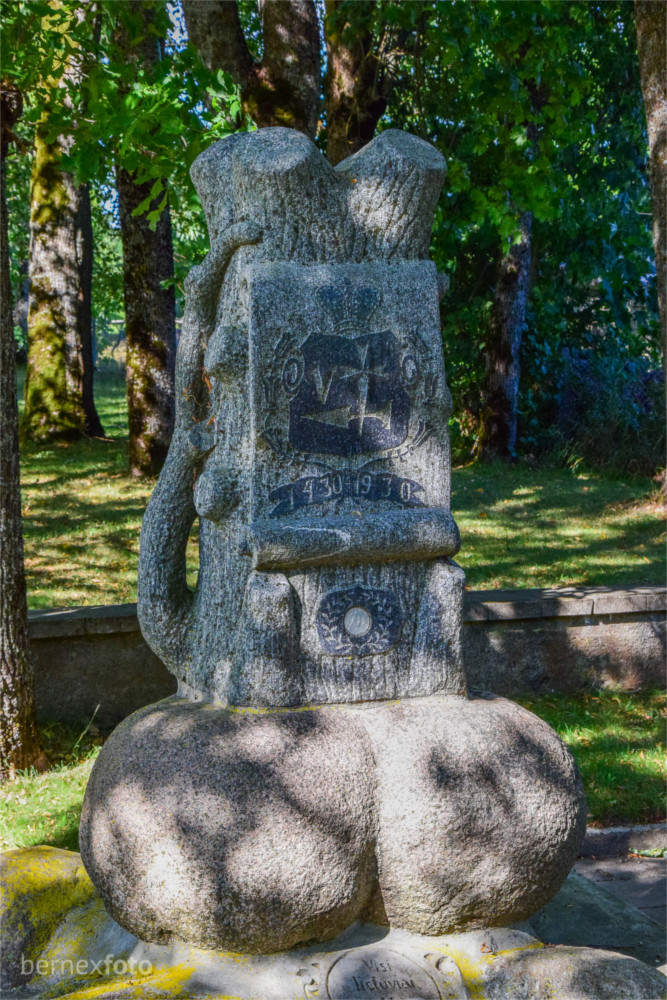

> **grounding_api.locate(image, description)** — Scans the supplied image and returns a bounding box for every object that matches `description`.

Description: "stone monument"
[2,126,665,1000]
[79,127,586,951]
[33,127,657,999]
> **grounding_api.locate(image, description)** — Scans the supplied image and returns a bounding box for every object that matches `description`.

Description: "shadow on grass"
[453,462,665,588]
[515,689,666,827]
[35,806,85,852]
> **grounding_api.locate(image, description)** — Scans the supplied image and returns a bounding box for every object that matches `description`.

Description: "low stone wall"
[28,584,665,727]
[28,605,175,729]
[463,585,666,696]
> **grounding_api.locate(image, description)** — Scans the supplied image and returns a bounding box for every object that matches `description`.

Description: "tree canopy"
[1,0,663,472]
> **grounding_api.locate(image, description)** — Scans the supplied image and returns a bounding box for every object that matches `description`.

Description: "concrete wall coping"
[580,823,667,858]
[27,585,666,639]
[28,603,140,639]
[464,585,666,622]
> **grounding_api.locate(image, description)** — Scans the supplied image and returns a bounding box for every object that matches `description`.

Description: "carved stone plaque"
[248,261,451,528]
[324,947,441,999]
[287,327,411,457]
[316,585,404,655]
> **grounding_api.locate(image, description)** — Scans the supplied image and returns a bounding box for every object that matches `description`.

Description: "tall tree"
[183,0,404,165]
[114,2,176,477]
[478,66,543,461]
[324,1,398,165]
[182,0,320,137]
[77,182,103,436]
[385,1,655,466]
[0,80,43,780]
[635,1,666,378]
[478,212,533,459]
[20,6,103,443]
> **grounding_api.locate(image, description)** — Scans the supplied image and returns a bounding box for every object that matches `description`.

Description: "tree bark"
[182,0,320,137]
[12,259,28,347]
[114,5,176,477]
[635,1,666,377]
[324,0,393,165]
[20,9,103,445]
[116,167,176,476]
[478,212,533,460]
[1,80,42,781]
[77,182,104,437]
[21,121,96,442]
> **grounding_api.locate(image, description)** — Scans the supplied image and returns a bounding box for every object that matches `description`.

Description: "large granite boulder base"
[81,694,585,953]
[81,127,587,953]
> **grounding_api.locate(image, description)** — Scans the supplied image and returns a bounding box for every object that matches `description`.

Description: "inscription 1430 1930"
[268,470,425,516]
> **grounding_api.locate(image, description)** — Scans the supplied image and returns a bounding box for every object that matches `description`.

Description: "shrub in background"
[555,345,665,477]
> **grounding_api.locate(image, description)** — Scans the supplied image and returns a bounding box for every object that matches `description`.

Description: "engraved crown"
[318,278,380,336]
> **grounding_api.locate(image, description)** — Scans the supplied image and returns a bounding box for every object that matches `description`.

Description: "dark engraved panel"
[288,331,411,457]
[269,470,425,516]
[324,948,441,1000]
[316,586,404,656]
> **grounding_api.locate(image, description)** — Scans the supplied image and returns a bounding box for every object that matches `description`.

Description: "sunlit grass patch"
[517,689,667,828]
[19,370,201,608]
[0,721,103,852]
[452,462,665,590]
[17,371,665,607]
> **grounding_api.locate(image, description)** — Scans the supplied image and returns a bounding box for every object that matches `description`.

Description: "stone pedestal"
[80,694,585,952]
[2,849,665,1000]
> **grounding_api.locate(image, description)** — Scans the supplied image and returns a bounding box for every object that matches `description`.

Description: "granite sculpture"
[80,127,588,954]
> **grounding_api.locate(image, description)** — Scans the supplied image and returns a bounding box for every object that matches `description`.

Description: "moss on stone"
[1,846,97,985]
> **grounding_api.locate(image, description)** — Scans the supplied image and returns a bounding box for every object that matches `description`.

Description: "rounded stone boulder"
[80,693,586,952]
[482,946,667,1000]
[79,698,378,953]
[362,694,587,934]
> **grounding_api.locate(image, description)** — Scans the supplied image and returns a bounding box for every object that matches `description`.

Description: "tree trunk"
[77,182,104,437]
[114,6,176,477]
[182,0,320,137]
[478,212,533,460]
[115,169,175,477]
[255,0,320,135]
[20,5,103,445]
[324,0,392,165]
[21,122,89,442]
[635,1,666,385]
[1,81,42,781]
[12,259,28,347]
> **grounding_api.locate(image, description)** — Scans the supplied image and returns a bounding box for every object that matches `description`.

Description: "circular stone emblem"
[315,585,404,656]
[343,606,372,637]
[326,948,440,1000]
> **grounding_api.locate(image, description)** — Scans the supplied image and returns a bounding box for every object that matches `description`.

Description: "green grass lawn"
[2,691,664,853]
[517,690,666,829]
[17,370,198,607]
[16,369,666,608]
[6,373,665,846]
[453,463,665,591]
[0,721,102,853]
